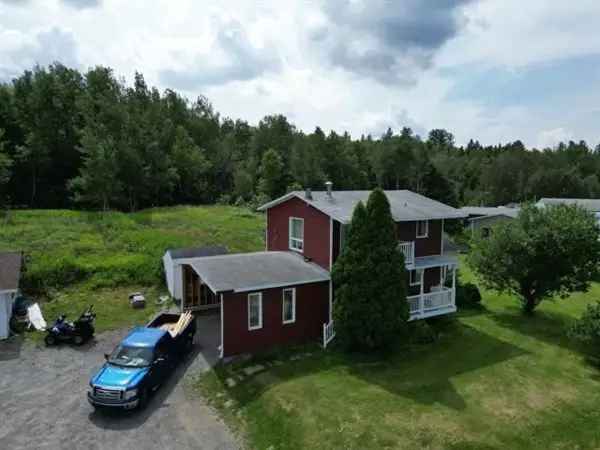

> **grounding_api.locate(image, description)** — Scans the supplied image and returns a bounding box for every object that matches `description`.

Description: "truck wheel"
[138,388,150,409]
[45,335,56,346]
[185,336,194,352]
[73,335,84,346]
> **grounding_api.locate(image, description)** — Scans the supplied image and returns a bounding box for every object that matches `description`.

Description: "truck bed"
[147,312,195,339]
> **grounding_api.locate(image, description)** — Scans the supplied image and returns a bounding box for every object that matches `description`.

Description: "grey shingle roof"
[460,206,520,219]
[167,245,228,260]
[258,190,466,223]
[537,198,600,212]
[0,252,22,292]
[189,251,330,293]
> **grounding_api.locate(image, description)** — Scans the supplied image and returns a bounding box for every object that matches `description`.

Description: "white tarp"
[27,303,46,330]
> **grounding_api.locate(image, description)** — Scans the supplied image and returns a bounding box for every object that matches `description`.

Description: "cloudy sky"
[1,0,600,148]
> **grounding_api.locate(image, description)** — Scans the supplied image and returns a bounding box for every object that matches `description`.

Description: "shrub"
[408,320,437,344]
[568,301,600,355]
[456,282,482,307]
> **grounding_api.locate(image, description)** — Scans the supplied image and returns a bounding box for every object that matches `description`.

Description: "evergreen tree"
[333,189,408,351]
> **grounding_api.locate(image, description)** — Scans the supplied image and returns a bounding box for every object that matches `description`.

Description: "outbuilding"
[0,252,22,340]
[175,251,331,358]
[162,245,228,310]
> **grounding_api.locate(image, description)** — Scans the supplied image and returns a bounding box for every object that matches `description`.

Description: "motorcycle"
[45,305,96,346]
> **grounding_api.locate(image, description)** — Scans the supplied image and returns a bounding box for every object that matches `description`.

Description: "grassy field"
[199,263,600,450]
[0,206,264,336]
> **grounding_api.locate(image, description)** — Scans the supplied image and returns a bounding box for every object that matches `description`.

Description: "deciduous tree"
[468,204,600,314]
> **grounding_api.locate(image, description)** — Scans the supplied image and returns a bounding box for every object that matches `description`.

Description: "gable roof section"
[0,252,22,292]
[537,198,600,212]
[460,206,520,220]
[166,245,228,260]
[189,251,330,293]
[258,190,466,223]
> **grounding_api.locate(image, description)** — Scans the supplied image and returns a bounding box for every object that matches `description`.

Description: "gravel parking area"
[0,314,238,450]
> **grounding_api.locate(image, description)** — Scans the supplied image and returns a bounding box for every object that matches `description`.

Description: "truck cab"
[88,313,195,410]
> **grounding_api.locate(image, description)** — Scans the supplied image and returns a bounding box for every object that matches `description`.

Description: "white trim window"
[416,220,429,238]
[282,288,296,324]
[410,269,423,286]
[289,217,304,252]
[248,292,263,330]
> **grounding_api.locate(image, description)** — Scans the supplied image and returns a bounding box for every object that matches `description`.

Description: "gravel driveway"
[0,314,239,450]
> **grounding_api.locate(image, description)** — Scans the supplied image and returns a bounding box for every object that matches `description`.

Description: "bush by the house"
[568,301,600,356]
[408,320,437,344]
[456,282,482,307]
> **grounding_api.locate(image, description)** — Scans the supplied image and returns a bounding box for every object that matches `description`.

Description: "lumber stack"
[171,311,193,337]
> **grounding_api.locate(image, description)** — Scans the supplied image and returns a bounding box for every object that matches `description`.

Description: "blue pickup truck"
[87,312,195,410]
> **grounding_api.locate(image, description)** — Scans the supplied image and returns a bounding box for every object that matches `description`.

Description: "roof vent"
[305,187,312,200]
[325,181,333,199]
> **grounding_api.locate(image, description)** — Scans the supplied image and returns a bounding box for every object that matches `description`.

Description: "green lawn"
[199,263,600,450]
[0,206,264,337]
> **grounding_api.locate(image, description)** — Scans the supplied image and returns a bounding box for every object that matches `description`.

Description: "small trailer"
[87,312,196,410]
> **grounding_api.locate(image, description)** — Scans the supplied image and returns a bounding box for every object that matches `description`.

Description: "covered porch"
[407,255,457,320]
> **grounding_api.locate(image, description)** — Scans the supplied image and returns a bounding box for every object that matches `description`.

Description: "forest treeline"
[1,63,600,211]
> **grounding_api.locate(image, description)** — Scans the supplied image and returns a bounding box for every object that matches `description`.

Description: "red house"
[166,186,466,358]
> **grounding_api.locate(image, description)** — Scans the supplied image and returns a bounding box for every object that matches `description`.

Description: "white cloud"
[536,128,574,150]
[0,0,599,148]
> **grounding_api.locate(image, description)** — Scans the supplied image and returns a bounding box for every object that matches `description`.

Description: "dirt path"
[0,315,238,450]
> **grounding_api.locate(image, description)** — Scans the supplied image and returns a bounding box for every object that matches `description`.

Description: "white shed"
[0,252,22,340]
[163,246,228,301]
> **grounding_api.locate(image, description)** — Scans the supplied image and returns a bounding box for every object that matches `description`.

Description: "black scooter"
[45,305,96,346]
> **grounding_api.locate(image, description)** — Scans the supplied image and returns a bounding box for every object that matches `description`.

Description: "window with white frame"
[416,220,429,238]
[248,292,263,330]
[289,217,304,252]
[282,288,296,324]
[410,269,423,286]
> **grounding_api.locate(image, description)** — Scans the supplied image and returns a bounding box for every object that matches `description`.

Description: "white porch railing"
[323,320,336,348]
[398,241,415,266]
[407,288,455,320]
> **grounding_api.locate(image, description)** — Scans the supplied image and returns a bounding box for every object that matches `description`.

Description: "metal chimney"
[325,181,333,199]
[305,187,312,200]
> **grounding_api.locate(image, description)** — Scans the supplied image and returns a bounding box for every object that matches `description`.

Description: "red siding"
[266,196,331,270]
[397,220,443,257]
[222,281,330,357]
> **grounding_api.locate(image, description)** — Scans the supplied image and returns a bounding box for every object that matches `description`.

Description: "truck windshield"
[108,345,153,368]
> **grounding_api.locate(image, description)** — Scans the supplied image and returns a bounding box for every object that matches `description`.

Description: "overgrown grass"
[198,262,600,450]
[0,206,265,337]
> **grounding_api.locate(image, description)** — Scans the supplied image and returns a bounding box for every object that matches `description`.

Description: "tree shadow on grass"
[489,308,579,352]
[346,322,528,411]
[215,321,528,413]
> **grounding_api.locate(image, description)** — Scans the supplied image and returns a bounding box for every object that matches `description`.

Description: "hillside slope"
[0,206,265,334]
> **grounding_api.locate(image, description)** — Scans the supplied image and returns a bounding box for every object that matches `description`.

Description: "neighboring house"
[165,186,466,358]
[460,206,520,237]
[536,198,600,227]
[0,252,22,340]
